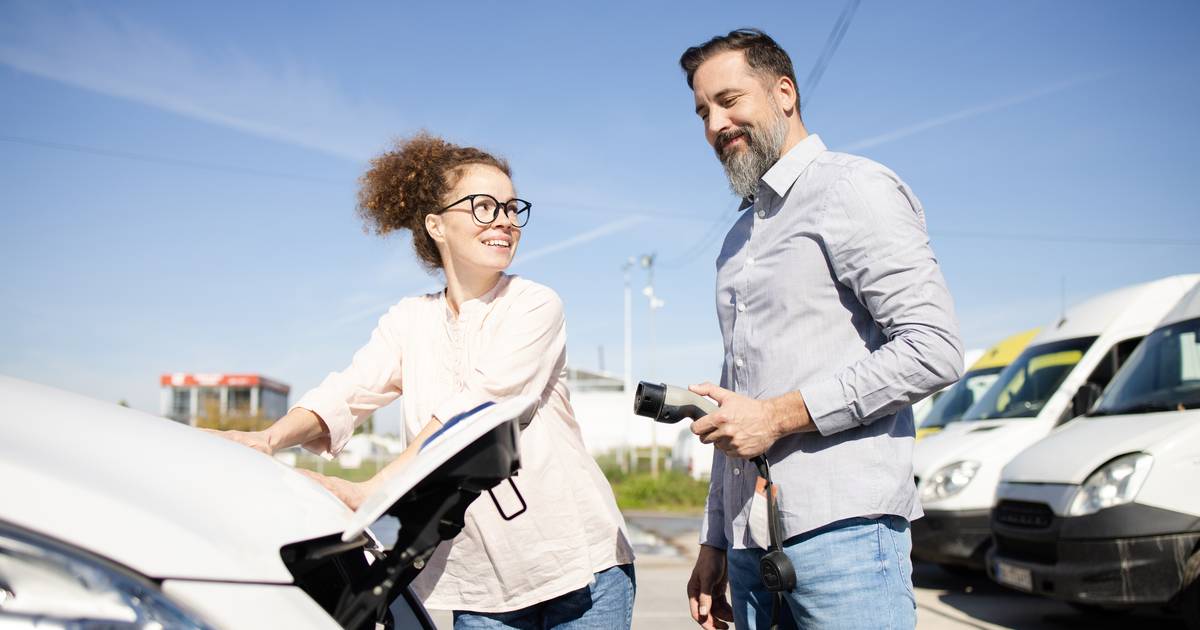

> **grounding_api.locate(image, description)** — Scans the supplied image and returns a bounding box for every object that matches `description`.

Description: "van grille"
[994,500,1054,529]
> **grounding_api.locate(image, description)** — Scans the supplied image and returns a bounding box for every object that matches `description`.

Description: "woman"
[219,133,636,628]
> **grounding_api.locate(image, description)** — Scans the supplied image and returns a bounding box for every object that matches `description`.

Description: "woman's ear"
[425,213,446,244]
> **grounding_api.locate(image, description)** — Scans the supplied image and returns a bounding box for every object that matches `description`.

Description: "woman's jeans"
[452,564,636,629]
[727,515,916,630]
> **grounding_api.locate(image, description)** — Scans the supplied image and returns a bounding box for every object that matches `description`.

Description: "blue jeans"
[727,516,915,630]
[452,564,636,629]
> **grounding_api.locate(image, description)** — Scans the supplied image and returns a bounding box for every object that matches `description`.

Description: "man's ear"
[425,213,446,244]
[776,76,799,118]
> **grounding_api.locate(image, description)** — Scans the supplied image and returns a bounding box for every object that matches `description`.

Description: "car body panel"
[1,375,353,583]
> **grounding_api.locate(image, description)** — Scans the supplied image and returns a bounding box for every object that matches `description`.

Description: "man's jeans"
[452,564,636,629]
[727,516,916,630]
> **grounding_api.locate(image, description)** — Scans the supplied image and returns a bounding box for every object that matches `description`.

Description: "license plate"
[995,560,1033,592]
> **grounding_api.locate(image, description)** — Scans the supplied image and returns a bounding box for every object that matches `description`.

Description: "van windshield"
[963,337,1097,421]
[920,366,1004,429]
[1090,317,1200,416]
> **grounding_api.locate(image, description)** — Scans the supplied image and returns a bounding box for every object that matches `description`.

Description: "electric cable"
[0,134,346,184]
[801,0,862,113]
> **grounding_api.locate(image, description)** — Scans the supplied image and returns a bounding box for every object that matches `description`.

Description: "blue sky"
[2,1,1197,435]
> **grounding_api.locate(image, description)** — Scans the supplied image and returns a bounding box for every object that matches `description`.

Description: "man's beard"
[715,113,789,199]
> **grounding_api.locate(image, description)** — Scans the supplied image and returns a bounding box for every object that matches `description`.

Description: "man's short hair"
[679,28,800,110]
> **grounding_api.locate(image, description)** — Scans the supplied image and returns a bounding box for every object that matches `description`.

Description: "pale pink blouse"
[293,274,635,612]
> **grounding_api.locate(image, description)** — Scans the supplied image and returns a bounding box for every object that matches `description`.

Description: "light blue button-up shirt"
[701,134,964,549]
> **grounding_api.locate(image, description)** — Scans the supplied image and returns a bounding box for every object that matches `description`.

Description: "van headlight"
[0,523,212,629]
[1067,453,1153,517]
[919,460,981,502]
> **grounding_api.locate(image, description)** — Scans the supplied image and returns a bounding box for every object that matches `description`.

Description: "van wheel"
[1068,602,1131,617]
[1182,550,1200,630]
[937,562,978,578]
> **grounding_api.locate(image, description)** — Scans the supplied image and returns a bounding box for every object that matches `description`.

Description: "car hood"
[1002,410,1200,484]
[0,376,352,583]
[913,419,1021,475]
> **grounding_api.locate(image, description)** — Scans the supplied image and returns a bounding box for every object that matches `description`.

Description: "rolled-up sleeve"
[292,303,405,455]
[802,168,964,436]
[431,286,566,427]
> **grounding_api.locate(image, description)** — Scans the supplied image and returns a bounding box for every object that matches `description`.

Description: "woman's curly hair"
[357,132,511,272]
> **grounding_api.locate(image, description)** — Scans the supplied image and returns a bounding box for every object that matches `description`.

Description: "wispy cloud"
[840,71,1114,152]
[328,215,649,327]
[511,215,649,267]
[0,4,400,161]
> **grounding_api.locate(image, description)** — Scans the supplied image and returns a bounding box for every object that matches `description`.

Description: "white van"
[910,274,1200,571]
[0,375,534,629]
[988,281,1200,626]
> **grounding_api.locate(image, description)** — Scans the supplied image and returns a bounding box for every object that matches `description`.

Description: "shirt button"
[757,209,766,219]
[733,467,741,476]
[736,303,746,313]
[735,358,744,368]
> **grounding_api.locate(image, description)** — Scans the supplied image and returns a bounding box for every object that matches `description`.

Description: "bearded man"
[678,29,964,630]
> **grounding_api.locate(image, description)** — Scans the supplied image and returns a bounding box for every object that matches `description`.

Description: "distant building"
[565,367,689,456]
[159,373,289,426]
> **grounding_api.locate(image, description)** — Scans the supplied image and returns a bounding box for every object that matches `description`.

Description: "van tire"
[1067,602,1131,617]
[1182,550,1200,630]
[937,562,978,578]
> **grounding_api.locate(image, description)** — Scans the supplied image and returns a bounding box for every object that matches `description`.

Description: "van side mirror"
[1072,383,1103,418]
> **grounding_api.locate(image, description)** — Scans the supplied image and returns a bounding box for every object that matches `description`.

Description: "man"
[679,29,963,629]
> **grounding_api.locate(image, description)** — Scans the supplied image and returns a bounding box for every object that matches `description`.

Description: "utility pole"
[622,258,635,474]
[640,253,665,477]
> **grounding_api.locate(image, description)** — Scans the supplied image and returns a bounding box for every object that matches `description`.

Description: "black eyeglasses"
[440,194,531,227]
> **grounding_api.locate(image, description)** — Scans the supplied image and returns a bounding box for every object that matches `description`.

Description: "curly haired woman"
[218,133,636,628]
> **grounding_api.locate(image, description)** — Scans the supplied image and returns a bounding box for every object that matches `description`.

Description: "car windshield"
[920,366,1004,429]
[1090,317,1200,416]
[963,337,1097,421]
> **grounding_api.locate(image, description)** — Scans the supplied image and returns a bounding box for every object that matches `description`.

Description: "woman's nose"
[492,206,515,229]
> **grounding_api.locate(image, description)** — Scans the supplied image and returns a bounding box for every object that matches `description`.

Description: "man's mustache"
[715,127,750,160]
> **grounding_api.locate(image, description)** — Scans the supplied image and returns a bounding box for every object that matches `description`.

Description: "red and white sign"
[160,373,289,393]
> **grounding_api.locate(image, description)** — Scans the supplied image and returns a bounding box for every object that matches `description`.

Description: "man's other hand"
[687,545,734,629]
[688,383,813,459]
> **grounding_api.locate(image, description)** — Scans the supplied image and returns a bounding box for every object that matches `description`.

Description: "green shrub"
[609,471,709,513]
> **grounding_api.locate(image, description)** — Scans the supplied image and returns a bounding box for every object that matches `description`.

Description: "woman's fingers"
[295,469,366,510]
[205,429,272,455]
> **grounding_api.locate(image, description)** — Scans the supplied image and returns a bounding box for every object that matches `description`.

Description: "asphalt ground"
[422,513,1187,629]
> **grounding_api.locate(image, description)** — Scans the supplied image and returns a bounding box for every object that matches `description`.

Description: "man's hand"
[687,545,734,629]
[688,384,814,459]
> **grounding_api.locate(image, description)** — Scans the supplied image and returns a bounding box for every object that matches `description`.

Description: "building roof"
[160,373,290,393]
[565,367,624,392]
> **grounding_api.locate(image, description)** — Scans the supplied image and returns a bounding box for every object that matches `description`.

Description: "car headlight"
[1067,453,1153,517]
[0,522,212,629]
[919,460,981,502]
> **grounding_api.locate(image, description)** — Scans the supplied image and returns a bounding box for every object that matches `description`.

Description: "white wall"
[569,390,693,456]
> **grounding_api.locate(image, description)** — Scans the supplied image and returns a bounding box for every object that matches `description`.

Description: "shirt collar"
[444,274,510,321]
[738,133,827,211]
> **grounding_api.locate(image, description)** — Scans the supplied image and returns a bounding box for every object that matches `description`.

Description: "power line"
[658,199,742,269]
[801,0,862,113]
[0,134,346,184]
[930,229,1200,247]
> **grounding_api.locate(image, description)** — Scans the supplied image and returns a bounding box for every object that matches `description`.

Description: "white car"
[0,375,533,629]
[911,274,1200,571]
[989,281,1200,626]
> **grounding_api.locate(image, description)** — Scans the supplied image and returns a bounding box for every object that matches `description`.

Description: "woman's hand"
[295,469,377,510]
[203,428,275,456]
